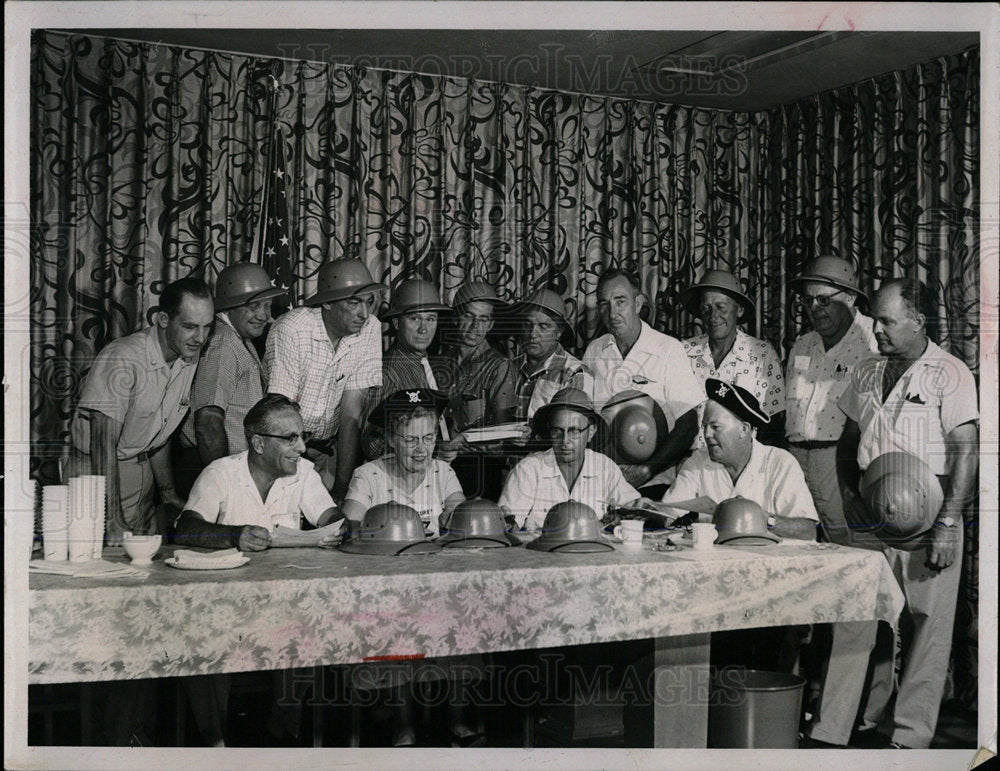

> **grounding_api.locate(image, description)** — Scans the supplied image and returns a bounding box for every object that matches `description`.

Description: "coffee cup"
[613,519,644,548]
[122,532,162,565]
[691,522,717,550]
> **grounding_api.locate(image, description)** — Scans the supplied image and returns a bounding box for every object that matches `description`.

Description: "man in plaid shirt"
[264,259,387,504]
[511,287,593,424]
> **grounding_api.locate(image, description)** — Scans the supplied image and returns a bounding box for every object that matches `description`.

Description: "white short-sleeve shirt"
[662,441,819,522]
[785,311,878,442]
[499,448,641,530]
[839,340,978,475]
[264,308,383,440]
[583,321,703,420]
[345,458,464,536]
[184,451,334,530]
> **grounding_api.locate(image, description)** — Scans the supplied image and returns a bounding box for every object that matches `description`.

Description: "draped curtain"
[29,26,981,711]
[31,32,979,480]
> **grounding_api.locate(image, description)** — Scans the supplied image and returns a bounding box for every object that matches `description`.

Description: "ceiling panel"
[70,28,979,110]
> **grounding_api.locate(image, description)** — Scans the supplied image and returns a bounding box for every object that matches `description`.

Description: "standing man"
[803,278,978,749]
[67,276,215,540]
[785,257,877,546]
[265,259,386,505]
[680,269,785,445]
[583,269,702,493]
[360,278,451,460]
[433,281,517,499]
[175,263,287,496]
[65,275,215,746]
[511,287,592,422]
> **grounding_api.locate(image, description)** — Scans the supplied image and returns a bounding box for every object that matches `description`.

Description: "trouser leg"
[118,458,156,533]
[806,620,878,744]
[856,549,904,731]
[99,679,158,746]
[182,674,231,746]
[789,446,850,546]
[890,541,962,749]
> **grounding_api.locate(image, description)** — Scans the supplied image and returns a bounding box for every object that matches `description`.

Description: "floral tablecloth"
[28,541,904,683]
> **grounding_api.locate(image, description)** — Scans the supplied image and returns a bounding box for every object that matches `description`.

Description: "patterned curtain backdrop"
[30,30,979,482]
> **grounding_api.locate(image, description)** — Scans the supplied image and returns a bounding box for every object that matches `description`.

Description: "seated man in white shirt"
[176,394,340,550]
[662,378,819,541]
[663,378,818,673]
[174,394,341,747]
[499,387,643,531]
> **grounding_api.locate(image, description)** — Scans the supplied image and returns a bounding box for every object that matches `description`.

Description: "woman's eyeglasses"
[395,434,437,448]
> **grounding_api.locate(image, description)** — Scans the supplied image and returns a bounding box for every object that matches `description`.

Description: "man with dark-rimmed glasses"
[173,394,341,747]
[785,256,877,546]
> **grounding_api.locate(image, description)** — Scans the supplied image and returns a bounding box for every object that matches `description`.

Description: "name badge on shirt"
[631,375,652,385]
[793,356,811,375]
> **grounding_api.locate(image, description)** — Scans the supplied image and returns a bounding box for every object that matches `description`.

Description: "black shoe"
[888,741,913,749]
[798,732,846,749]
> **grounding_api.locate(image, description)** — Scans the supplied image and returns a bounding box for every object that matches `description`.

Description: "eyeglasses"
[796,292,843,309]
[548,427,589,441]
[395,434,437,448]
[256,431,312,444]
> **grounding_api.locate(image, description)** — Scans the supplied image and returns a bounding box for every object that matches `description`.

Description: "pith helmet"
[384,279,451,319]
[789,256,861,295]
[680,269,754,320]
[599,390,669,464]
[532,388,605,435]
[451,281,508,309]
[338,502,442,556]
[713,497,779,545]
[437,498,521,548]
[858,452,944,546]
[526,501,613,553]
[214,263,287,311]
[304,259,388,306]
[510,288,569,326]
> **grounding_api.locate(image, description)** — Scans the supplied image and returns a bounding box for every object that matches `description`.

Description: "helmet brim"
[438,533,520,548]
[526,538,613,553]
[338,539,441,556]
[383,302,452,319]
[716,532,780,546]
[304,282,388,307]
[215,285,289,311]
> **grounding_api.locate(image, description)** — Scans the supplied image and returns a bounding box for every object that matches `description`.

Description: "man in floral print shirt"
[680,269,785,447]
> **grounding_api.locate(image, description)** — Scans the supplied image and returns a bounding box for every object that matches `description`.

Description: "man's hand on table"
[235,525,271,552]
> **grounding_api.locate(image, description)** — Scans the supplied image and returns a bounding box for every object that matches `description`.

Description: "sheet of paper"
[270,521,344,548]
[647,496,718,516]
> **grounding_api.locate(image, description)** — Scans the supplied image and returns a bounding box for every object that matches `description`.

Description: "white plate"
[164,556,250,571]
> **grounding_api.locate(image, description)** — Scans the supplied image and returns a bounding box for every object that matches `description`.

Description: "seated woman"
[342,388,483,747]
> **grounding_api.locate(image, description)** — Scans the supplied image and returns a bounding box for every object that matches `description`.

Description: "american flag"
[250,127,295,295]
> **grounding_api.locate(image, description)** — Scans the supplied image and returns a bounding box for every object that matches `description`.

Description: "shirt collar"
[143,325,194,371]
[518,346,565,378]
[539,448,600,480]
[310,309,373,344]
[603,320,651,356]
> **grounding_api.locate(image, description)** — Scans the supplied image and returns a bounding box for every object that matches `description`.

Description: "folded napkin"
[29,558,150,580]
[170,548,248,567]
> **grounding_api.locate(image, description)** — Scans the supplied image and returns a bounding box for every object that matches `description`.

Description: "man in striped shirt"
[265,259,386,505]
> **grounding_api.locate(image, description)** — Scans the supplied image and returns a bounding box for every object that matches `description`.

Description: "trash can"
[708,668,806,748]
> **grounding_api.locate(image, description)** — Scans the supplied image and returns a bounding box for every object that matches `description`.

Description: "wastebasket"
[708,668,806,748]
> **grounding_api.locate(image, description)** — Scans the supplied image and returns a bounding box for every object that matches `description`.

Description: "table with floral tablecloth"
[29,540,904,684]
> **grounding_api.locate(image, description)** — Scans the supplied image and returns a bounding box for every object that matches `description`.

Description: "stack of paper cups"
[68,477,93,562]
[84,476,107,559]
[42,485,70,561]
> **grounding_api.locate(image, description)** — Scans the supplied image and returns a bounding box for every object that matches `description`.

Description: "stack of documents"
[29,558,150,580]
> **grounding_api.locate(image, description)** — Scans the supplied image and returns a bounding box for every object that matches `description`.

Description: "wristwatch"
[766,515,777,529]
[935,516,958,528]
